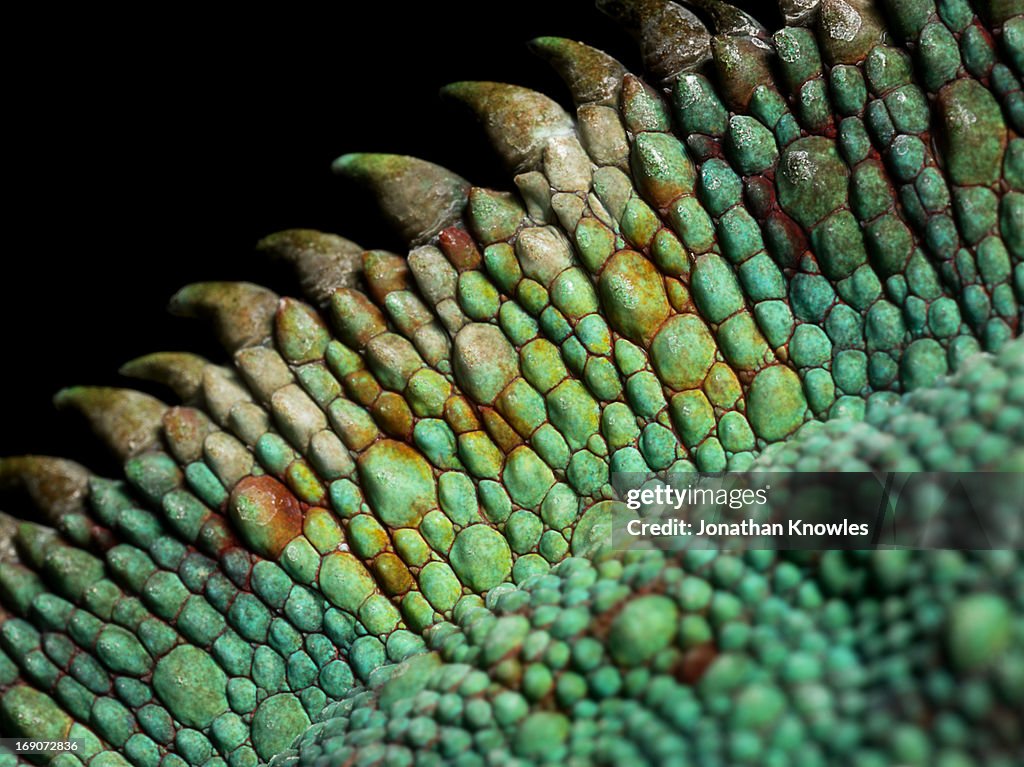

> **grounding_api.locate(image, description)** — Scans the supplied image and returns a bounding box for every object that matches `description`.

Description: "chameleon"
[1,0,1023,765]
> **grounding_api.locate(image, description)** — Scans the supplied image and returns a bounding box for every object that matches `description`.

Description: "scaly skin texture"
[2,1,1024,765]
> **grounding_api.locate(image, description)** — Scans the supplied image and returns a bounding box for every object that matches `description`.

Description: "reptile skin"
[1,1,1023,765]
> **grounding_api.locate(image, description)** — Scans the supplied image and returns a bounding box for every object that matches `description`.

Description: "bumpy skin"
[2,1,1024,766]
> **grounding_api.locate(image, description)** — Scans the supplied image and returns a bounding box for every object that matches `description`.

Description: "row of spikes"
[3,0,1023,511]
[0,1,1022,761]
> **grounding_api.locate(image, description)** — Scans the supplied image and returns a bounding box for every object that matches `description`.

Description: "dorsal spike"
[257,229,365,304]
[595,0,712,82]
[0,456,90,523]
[119,351,209,402]
[528,37,628,106]
[332,153,469,246]
[440,82,575,173]
[682,0,767,38]
[168,281,279,352]
[53,387,167,460]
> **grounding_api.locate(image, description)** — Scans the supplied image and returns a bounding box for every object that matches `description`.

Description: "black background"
[2,2,774,477]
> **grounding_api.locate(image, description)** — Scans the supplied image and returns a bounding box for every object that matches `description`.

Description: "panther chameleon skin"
[1,1,1023,765]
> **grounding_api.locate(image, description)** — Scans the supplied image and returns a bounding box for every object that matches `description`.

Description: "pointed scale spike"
[0,456,90,523]
[440,82,575,173]
[257,229,365,304]
[595,0,711,82]
[332,153,469,246]
[528,37,627,106]
[168,281,279,352]
[53,387,167,460]
[119,351,209,402]
[683,0,767,38]
[530,38,632,171]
